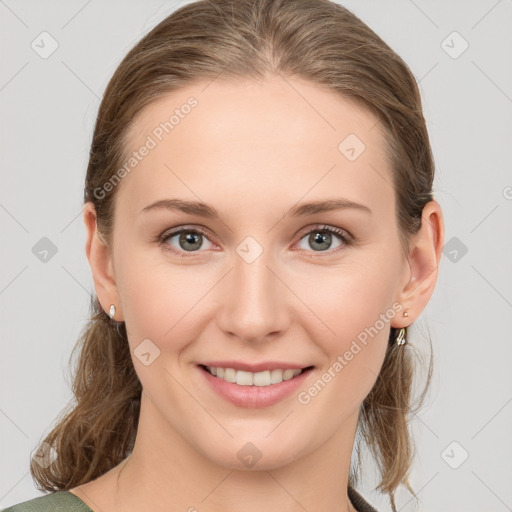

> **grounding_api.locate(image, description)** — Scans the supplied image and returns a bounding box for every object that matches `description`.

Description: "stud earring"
[403,311,409,317]
[109,304,116,320]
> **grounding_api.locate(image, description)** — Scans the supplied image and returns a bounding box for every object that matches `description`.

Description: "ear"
[392,200,444,328]
[83,202,124,321]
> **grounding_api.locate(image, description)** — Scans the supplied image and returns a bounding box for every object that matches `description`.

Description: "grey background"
[1,1,511,511]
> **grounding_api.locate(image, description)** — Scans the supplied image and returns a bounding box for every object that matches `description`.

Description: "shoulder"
[1,491,93,512]
[348,486,379,512]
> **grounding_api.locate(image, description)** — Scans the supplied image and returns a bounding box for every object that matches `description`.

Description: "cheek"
[294,250,400,336]
[294,254,399,397]
[114,247,216,354]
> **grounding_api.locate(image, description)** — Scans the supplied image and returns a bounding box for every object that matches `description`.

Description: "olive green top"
[1,491,92,512]
[1,486,378,511]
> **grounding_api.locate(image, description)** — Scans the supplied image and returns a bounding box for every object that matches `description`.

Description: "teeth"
[205,366,303,386]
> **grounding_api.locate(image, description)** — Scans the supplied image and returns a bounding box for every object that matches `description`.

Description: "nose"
[215,248,291,344]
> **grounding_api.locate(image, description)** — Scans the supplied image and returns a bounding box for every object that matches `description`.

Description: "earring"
[109,304,116,320]
[395,327,407,346]
[391,309,408,345]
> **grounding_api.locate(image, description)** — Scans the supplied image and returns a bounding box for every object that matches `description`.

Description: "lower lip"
[198,365,314,408]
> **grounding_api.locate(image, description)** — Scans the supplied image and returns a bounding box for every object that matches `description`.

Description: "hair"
[30,1,435,510]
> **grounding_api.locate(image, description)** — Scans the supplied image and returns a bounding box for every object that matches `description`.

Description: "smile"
[198,364,315,408]
[201,365,312,386]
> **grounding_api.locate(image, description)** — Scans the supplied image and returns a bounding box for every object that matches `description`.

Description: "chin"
[199,434,307,472]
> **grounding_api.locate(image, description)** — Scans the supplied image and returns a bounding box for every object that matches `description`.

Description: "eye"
[158,226,216,257]
[295,224,352,255]
[158,223,353,258]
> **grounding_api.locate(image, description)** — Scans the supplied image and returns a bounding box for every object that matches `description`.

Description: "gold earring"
[395,327,406,346]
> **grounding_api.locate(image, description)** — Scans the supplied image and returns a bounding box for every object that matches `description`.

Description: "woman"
[3,0,444,511]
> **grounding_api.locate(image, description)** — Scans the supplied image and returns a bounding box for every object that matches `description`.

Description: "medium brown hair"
[30,1,434,510]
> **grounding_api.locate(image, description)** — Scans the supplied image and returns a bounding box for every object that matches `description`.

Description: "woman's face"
[94,76,412,469]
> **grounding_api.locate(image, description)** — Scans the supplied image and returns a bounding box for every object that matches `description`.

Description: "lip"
[199,360,310,372]
[197,364,315,408]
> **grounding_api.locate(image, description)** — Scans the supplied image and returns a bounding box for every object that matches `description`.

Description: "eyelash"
[157,224,353,259]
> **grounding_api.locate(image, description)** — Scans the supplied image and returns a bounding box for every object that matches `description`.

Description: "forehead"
[117,75,394,219]
[127,75,383,149]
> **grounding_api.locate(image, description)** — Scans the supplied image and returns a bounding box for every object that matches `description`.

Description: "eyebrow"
[139,198,371,218]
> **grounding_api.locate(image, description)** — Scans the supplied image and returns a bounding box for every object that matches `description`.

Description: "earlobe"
[83,202,123,320]
[393,200,445,327]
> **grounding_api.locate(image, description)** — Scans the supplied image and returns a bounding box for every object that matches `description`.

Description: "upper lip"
[199,361,313,373]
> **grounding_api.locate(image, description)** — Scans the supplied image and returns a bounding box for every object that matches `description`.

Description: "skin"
[72,75,444,512]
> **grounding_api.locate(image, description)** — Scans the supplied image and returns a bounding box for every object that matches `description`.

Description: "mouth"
[197,363,316,408]
[198,364,315,387]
